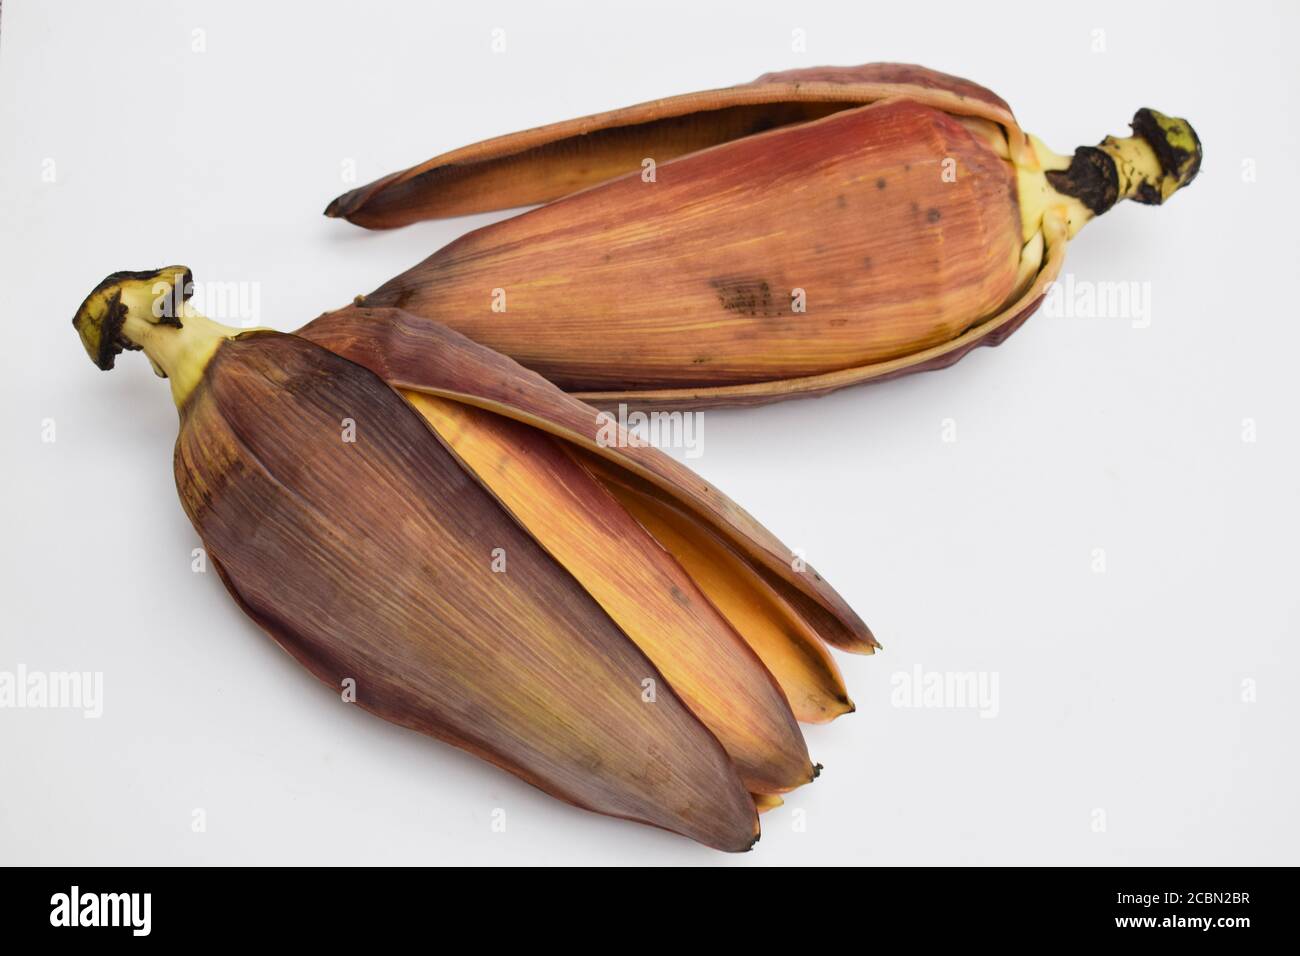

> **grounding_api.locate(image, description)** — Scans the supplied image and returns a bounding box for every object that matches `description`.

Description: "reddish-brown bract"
[408,393,816,794]
[327,62,1021,227]
[297,306,878,654]
[174,330,761,850]
[362,99,1022,393]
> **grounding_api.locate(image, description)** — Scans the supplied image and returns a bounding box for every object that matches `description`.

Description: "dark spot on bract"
[709,277,782,317]
[862,256,873,271]
[836,194,848,209]
[875,177,887,190]
[926,207,942,223]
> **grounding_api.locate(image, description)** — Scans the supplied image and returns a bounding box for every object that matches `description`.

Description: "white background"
[2,0,1297,865]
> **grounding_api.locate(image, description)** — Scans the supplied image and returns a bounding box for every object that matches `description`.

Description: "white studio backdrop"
[1,0,1296,865]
